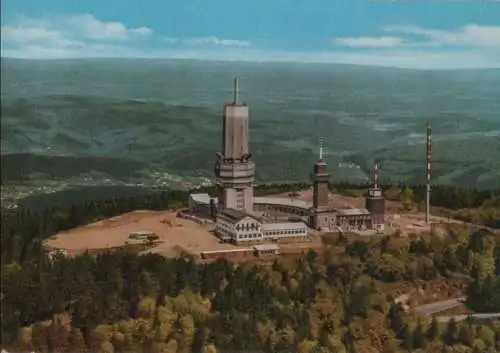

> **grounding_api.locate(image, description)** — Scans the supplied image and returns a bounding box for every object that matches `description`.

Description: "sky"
[1,0,500,69]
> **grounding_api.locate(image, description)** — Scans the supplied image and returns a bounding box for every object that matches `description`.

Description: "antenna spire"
[373,160,379,188]
[233,77,239,104]
[319,137,324,160]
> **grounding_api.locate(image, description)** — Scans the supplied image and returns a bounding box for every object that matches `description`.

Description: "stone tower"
[214,77,255,214]
[310,140,332,229]
[365,161,385,230]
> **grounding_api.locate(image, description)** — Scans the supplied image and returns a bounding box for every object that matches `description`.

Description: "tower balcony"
[310,172,330,183]
[216,161,255,179]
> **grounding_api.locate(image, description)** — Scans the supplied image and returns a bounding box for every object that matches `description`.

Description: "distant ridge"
[3,56,500,72]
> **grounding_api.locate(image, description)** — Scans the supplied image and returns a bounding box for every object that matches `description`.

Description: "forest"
[1,182,500,352]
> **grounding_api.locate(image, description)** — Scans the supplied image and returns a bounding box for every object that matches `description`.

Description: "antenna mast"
[425,122,432,225]
[233,77,239,104]
[319,137,324,160]
[373,160,379,189]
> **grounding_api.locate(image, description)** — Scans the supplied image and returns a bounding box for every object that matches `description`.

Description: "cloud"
[62,14,153,40]
[383,24,500,48]
[162,36,251,47]
[1,26,61,42]
[334,36,404,48]
[162,37,180,44]
[1,16,499,69]
[185,36,251,47]
[1,14,153,49]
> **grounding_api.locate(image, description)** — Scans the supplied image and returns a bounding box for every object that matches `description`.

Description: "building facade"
[215,208,307,244]
[216,208,263,243]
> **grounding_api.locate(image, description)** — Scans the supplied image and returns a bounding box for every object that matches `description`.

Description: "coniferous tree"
[443,319,459,346]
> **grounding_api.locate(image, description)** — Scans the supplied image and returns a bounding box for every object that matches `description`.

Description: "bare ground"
[45,211,240,257]
[45,209,322,258]
[45,188,481,258]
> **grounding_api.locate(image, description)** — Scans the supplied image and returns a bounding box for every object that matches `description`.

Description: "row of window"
[255,205,307,216]
[235,222,260,231]
[235,190,244,209]
[236,233,262,240]
[262,228,306,236]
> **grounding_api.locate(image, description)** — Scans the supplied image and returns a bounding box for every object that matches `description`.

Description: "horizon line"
[3,56,500,71]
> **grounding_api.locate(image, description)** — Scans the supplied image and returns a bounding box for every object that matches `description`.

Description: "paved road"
[435,313,500,323]
[413,297,466,316]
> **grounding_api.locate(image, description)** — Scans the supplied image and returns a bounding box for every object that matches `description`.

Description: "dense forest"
[2,230,500,352]
[1,182,500,352]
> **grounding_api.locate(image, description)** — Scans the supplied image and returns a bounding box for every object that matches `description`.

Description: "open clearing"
[45,188,483,257]
[45,208,322,258]
[45,210,239,256]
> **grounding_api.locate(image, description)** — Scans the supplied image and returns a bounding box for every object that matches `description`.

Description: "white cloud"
[161,35,251,47]
[65,14,153,40]
[384,24,500,48]
[185,36,251,47]
[130,27,153,36]
[1,16,499,69]
[1,14,153,47]
[162,37,180,44]
[1,26,60,42]
[334,36,404,48]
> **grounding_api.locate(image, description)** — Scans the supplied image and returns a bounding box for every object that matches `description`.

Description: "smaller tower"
[311,138,332,229]
[365,160,385,231]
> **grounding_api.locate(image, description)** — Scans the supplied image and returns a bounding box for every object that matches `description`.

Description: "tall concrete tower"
[214,77,255,214]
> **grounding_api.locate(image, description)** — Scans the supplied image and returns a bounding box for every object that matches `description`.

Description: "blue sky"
[2,0,500,69]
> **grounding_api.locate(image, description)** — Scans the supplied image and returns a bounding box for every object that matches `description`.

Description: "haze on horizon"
[1,0,500,70]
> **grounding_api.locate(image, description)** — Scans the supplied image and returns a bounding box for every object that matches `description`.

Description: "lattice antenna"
[373,160,380,188]
[425,122,432,225]
[319,137,324,161]
[233,77,239,104]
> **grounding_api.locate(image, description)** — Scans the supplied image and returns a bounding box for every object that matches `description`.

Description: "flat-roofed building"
[188,193,218,217]
[261,221,308,240]
[200,248,253,260]
[253,244,281,256]
[129,230,155,239]
[336,208,373,232]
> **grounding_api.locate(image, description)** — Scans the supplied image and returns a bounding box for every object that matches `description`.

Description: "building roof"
[201,248,252,254]
[261,221,308,231]
[130,230,154,236]
[190,193,217,205]
[337,208,370,216]
[253,196,312,210]
[189,194,312,211]
[218,208,259,223]
[253,244,280,252]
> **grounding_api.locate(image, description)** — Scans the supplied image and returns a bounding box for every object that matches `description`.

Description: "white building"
[261,222,308,239]
[215,208,308,244]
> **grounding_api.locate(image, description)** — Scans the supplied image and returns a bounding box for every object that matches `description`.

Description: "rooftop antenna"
[373,160,379,189]
[233,77,239,104]
[319,137,324,161]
